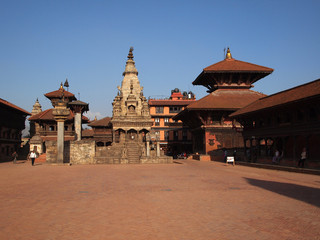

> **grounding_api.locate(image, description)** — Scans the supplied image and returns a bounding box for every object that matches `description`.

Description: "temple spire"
[128,47,134,60]
[123,47,138,76]
[31,98,42,116]
[226,47,232,59]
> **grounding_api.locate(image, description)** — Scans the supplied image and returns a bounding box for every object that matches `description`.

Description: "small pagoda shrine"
[174,48,273,160]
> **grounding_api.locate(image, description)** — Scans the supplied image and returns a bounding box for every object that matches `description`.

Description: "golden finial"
[226,47,232,59]
[59,82,64,90]
[94,116,97,121]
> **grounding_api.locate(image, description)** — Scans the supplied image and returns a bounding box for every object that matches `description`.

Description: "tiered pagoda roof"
[173,48,273,126]
[183,89,266,111]
[44,83,77,107]
[193,48,273,92]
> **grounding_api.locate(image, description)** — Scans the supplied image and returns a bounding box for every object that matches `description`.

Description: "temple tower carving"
[111,47,153,145]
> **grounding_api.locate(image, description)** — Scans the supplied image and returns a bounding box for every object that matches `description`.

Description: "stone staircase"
[126,142,141,164]
[35,153,46,163]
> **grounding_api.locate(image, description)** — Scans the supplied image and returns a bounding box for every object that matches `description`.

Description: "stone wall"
[46,140,96,164]
[45,141,57,163]
[70,140,95,164]
[45,140,173,164]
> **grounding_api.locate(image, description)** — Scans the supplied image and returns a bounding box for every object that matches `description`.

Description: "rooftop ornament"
[226,47,232,59]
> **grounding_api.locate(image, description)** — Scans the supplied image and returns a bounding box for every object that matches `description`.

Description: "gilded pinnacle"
[226,47,232,59]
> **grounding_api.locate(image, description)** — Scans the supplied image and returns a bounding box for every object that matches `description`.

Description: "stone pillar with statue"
[52,98,70,163]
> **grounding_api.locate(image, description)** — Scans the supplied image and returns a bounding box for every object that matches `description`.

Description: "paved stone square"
[0,160,319,240]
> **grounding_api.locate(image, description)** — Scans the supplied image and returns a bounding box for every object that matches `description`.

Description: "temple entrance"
[127,129,137,142]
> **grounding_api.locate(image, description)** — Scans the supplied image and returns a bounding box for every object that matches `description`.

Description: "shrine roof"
[68,100,89,112]
[69,100,88,106]
[89,117,112,127]
[192,49,273,87]
[0,98,31,115]
[230,78,320,117]
[179,89,266,112]
[148,99,196,106]
[44,89,76,100]
[202,58,274,73]
[29,108,89,122]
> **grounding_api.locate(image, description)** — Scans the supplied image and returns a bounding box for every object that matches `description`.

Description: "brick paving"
[0,160,320,240]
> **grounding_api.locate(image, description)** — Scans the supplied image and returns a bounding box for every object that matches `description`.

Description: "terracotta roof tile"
[185,89,266,111]
[230,78,320,117]
[192,57,273,87]
[203,58,274,72]
[89,117,112,127]
[0,98,31,115]
[44,89,76,100]
[29,108,89,122]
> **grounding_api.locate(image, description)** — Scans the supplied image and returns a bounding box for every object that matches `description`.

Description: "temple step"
[126,143,141,164]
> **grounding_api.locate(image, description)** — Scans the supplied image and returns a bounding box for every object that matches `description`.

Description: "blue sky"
[1,0,319,120]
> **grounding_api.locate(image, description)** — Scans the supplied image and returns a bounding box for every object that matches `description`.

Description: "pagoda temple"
[29,83,89,155]
[174,48,273,160]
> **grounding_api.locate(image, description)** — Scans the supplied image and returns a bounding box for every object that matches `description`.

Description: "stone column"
[146,134,150,157]
[74,113,82,141]
[156,135,160,157]
[68,101,89,141]
[57,120,65,163]
[53,101,70,163]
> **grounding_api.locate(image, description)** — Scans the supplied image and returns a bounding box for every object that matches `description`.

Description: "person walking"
[298,147,307,168]
[12,151,18,164]
[29,150,37,166]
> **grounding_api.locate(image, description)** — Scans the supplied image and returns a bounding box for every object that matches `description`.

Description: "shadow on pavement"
[244,177,320,208]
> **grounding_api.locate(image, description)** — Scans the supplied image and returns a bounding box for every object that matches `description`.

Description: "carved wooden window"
[155,118,160,126]
[156,106,164,114]
[169,106,182,113]
[164,118,169,126]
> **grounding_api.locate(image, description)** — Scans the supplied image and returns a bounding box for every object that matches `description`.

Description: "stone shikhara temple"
[96,47,172,164]
[29,48,172,164]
